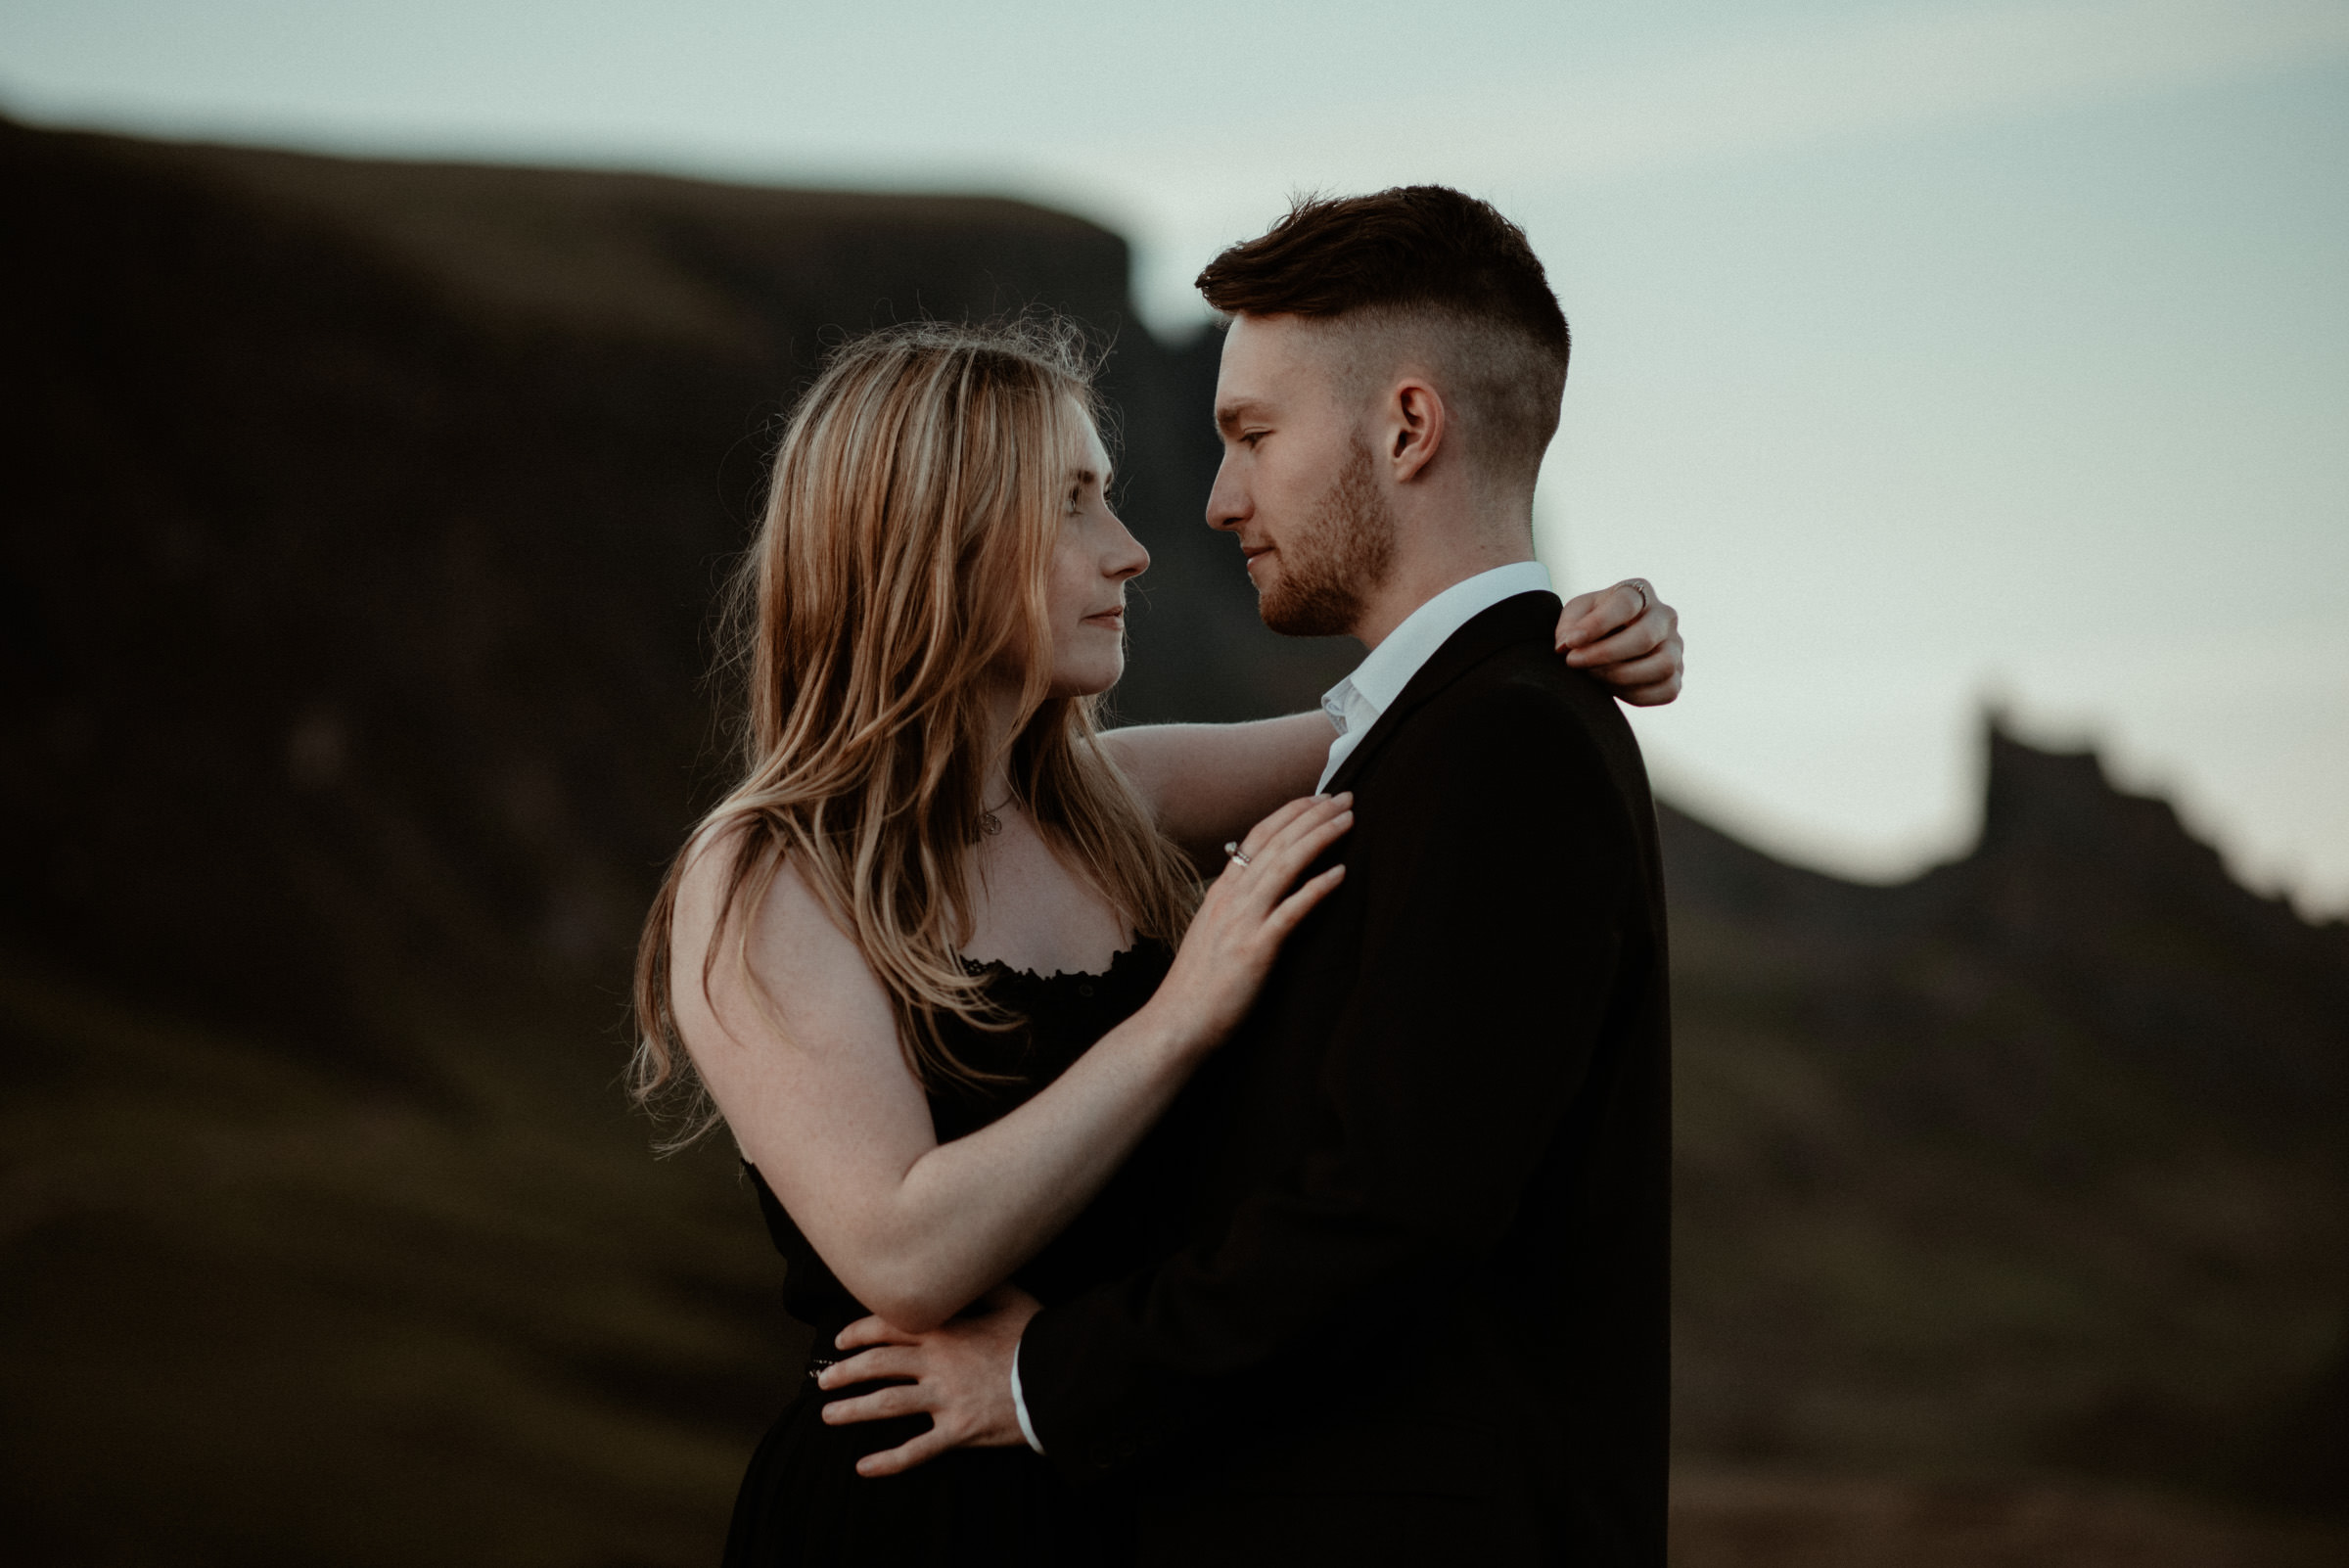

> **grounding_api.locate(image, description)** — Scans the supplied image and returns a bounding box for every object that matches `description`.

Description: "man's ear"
[1388,379,1447,484]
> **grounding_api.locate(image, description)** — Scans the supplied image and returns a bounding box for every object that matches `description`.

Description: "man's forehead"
[1216,313,1361,424]
[1216,316,1300,402]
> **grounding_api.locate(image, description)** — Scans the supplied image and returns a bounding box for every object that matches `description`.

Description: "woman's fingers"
[1246,804,1352,892]
[1595,647,1678,690]
[1553,586,1603,647]
[1245,792,1328,844]
[1178,794,1354,997]
[1232,793,1329,863]
[1221,798,1337,890]
[855,1424,956,1478]
[820,1379,928,1426]
[1618,672,1683,708]
[1259,817,1351,901]
[1267,864,1347,935]
[1564,615,1666,669]
[1247,793,1351,865]
[1205,799,1352,949]
[1554,581,1651,651]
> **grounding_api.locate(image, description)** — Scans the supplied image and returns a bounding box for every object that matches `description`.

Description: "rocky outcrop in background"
[4,119,2342,1564]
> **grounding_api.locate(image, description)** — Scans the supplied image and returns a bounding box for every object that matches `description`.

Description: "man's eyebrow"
[1214,397,1268,436]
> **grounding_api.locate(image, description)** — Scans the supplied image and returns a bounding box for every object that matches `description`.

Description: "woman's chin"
[1048,658,1124,701]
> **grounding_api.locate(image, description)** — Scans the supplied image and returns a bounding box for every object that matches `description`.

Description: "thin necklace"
[979,794,1014,838]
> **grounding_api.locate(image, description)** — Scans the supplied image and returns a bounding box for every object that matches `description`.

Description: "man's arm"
[1024,682,1639,1477]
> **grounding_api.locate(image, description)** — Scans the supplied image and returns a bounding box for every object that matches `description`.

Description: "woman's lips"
[1083,609,1124,629]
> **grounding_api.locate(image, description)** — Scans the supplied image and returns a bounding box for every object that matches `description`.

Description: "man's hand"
[1555,577,1683,707]
[815,1284,1041,1478]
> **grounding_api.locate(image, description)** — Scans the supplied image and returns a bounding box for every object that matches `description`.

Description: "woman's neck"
[977,676,1024,812]
[960,675,1133,977]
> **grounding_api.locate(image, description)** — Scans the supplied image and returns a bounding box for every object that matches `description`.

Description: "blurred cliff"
[4,120,2344,1565]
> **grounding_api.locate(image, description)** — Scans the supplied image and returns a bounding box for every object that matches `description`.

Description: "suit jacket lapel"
[1323,591,1562,797]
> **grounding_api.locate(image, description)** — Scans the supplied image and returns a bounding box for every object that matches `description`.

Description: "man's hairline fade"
[1222,304,1564,502]
[1197,187,1570,498]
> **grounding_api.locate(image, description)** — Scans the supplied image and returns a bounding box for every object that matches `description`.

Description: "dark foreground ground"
[1670,1468,2349,1567]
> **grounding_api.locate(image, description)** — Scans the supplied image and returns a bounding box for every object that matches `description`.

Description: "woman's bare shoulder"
[669,817,884,1045]
[671,816,761,951]
[676,821,850,991]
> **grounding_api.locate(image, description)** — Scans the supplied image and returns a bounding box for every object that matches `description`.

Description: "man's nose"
[1206,450,1247,532]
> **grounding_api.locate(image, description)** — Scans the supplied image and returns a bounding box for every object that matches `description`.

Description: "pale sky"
[9,0,2346,909]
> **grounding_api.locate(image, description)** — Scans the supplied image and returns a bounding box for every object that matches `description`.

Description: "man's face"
[1207,313,1397,639]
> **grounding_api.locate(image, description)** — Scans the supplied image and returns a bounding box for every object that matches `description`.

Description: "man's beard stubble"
[1257,436,1398,639]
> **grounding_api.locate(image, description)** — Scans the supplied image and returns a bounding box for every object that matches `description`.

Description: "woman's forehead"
[1067,413,1112,477]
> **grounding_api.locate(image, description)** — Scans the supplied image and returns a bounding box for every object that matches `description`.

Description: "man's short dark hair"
[1197,186,1570,491]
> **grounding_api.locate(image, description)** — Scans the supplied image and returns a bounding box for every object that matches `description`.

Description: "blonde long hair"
[630,317,1197,1142]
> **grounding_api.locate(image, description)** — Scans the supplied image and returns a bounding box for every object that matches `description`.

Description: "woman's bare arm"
[1103,714,1335,868]
[673,801,1351,1333]
[1107,578,1685,865]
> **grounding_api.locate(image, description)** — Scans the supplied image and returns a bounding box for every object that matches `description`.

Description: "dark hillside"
[1667,726,2349,1510]
[4,120,2343,1564]
[2,118,1351,1566]
[1,118,1349,1077]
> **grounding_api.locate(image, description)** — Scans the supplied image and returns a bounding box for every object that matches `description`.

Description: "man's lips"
[1241,544,1273,572]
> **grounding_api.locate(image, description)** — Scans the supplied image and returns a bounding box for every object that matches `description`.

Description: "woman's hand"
[1556,577,1683,706]
[1143,792,1353,1054]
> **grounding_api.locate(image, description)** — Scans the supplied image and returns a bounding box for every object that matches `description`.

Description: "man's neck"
[1351,536,1539,651]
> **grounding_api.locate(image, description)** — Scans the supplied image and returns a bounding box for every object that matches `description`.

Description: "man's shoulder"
[1359,632,1654,850]
[1328,591,1639,802]
[1415,632,1629,754]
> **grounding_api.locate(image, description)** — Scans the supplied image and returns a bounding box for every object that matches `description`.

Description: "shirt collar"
[1320,561,1554,735]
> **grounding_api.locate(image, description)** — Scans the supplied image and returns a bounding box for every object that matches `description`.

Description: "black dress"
[721,942,1178,1568]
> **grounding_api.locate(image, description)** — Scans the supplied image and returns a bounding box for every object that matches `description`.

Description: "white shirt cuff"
[1009,1334,1044,1454]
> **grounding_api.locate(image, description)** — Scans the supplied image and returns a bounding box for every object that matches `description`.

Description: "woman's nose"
[1107,517,1149,580]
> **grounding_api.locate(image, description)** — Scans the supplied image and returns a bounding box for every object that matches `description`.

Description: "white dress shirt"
[1007,560,1554,1454]
[1314,560,1554,791]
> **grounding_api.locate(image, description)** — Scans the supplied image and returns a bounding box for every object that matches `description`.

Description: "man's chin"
[1259,586,1357,640]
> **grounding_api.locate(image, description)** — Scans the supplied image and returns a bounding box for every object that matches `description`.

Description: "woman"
[630,317,1681,1565]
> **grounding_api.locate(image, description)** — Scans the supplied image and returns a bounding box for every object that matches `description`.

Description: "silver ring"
[1625,578,1650,617]
[1223,840,1252,868]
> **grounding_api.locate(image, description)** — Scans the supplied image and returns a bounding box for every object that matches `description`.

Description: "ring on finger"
[1625,578,1650,617]
[1223,840,1252,868]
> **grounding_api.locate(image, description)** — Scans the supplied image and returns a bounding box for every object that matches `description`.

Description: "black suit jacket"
[1021,591,1671,1565]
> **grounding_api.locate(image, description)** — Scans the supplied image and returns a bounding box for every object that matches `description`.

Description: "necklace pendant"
[980,809,1004,838]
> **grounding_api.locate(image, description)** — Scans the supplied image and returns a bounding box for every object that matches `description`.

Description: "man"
[826,186,1671,1564]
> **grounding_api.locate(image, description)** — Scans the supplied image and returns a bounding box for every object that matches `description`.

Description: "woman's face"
[1037,414,1150,698]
